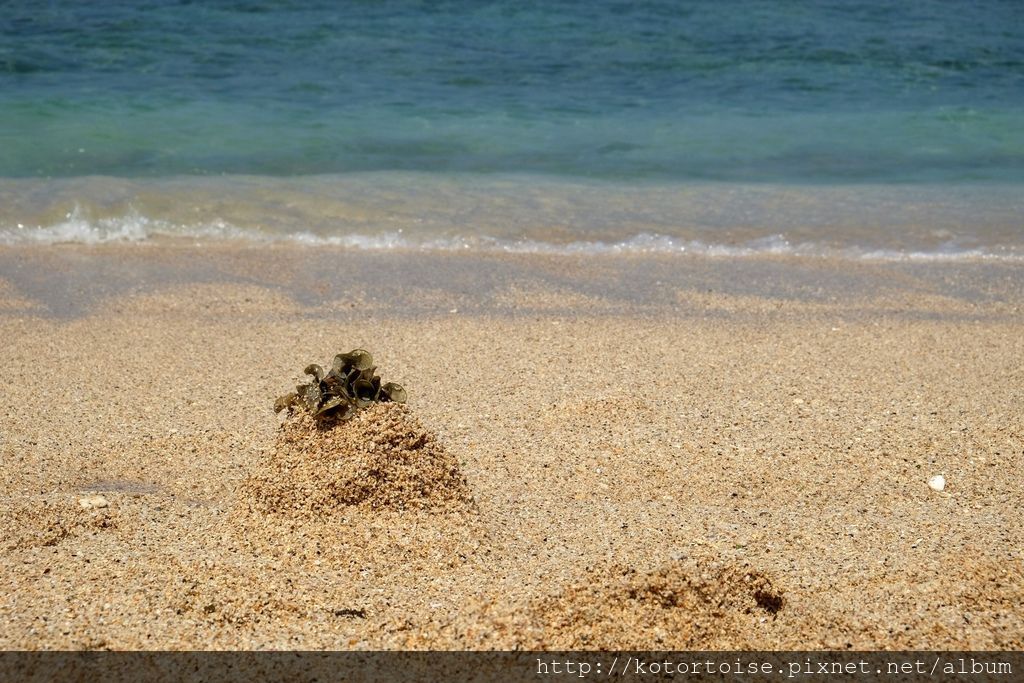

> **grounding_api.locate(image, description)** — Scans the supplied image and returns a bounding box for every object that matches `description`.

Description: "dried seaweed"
[275,349,406,421]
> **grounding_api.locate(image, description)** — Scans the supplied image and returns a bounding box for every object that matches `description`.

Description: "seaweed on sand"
[274,349,406,422]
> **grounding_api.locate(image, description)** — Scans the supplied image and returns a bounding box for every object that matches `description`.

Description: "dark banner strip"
[1,651,1020,683]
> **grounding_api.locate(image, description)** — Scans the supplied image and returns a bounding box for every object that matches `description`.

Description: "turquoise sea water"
[1,1,1022,255]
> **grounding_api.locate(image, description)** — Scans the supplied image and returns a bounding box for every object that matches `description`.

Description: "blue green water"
[3,0,1023,181]
[0,1,1022,255]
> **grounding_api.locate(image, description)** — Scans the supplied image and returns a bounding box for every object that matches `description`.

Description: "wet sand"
[0,245,1021,650]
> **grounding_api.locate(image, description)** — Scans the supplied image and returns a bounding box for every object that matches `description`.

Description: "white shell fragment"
[78,495,110,510]
[927,475,946,492]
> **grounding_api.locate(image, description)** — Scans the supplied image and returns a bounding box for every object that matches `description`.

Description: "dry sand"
[0,245,1021,650]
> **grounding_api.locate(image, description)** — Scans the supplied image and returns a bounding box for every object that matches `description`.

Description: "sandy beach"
[1,245,1021,650]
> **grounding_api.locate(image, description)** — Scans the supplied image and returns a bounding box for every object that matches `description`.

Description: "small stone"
[78,495,109,510]
[927,475,945,492]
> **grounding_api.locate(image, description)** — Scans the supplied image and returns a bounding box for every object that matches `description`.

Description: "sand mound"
[240,402,472,515]
[511,558,784,649]
[408,555,784,649]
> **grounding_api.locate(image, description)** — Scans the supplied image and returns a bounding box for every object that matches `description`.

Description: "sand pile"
[410,555,785,649]
[240,402,472,516]
[509,558,785,649]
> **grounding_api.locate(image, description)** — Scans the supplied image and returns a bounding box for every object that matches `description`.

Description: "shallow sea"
[1,1,1021,258]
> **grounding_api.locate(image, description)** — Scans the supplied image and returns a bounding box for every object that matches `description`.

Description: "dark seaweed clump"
[274,349,407,422]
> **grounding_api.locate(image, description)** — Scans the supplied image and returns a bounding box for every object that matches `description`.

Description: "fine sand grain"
[0,246,1021,650]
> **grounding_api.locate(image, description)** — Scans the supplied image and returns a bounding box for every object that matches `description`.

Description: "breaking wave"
[0,208,1019,262]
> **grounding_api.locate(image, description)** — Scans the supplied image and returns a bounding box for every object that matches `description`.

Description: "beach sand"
[0,245,1021,650]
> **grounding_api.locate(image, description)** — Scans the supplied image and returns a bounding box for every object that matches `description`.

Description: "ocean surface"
[1,0,1022,258]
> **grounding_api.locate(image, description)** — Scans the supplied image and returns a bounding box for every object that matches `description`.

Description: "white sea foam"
[5,206,155,245]
[0,208,257,246]
[1,210,1020,262]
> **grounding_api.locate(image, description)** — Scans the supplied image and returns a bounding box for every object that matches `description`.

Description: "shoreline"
[2,174,1023,257]
[1,243,1023,320]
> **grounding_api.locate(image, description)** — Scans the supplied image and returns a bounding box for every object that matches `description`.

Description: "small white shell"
[927,475,946,492]
[78,494,109,510]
